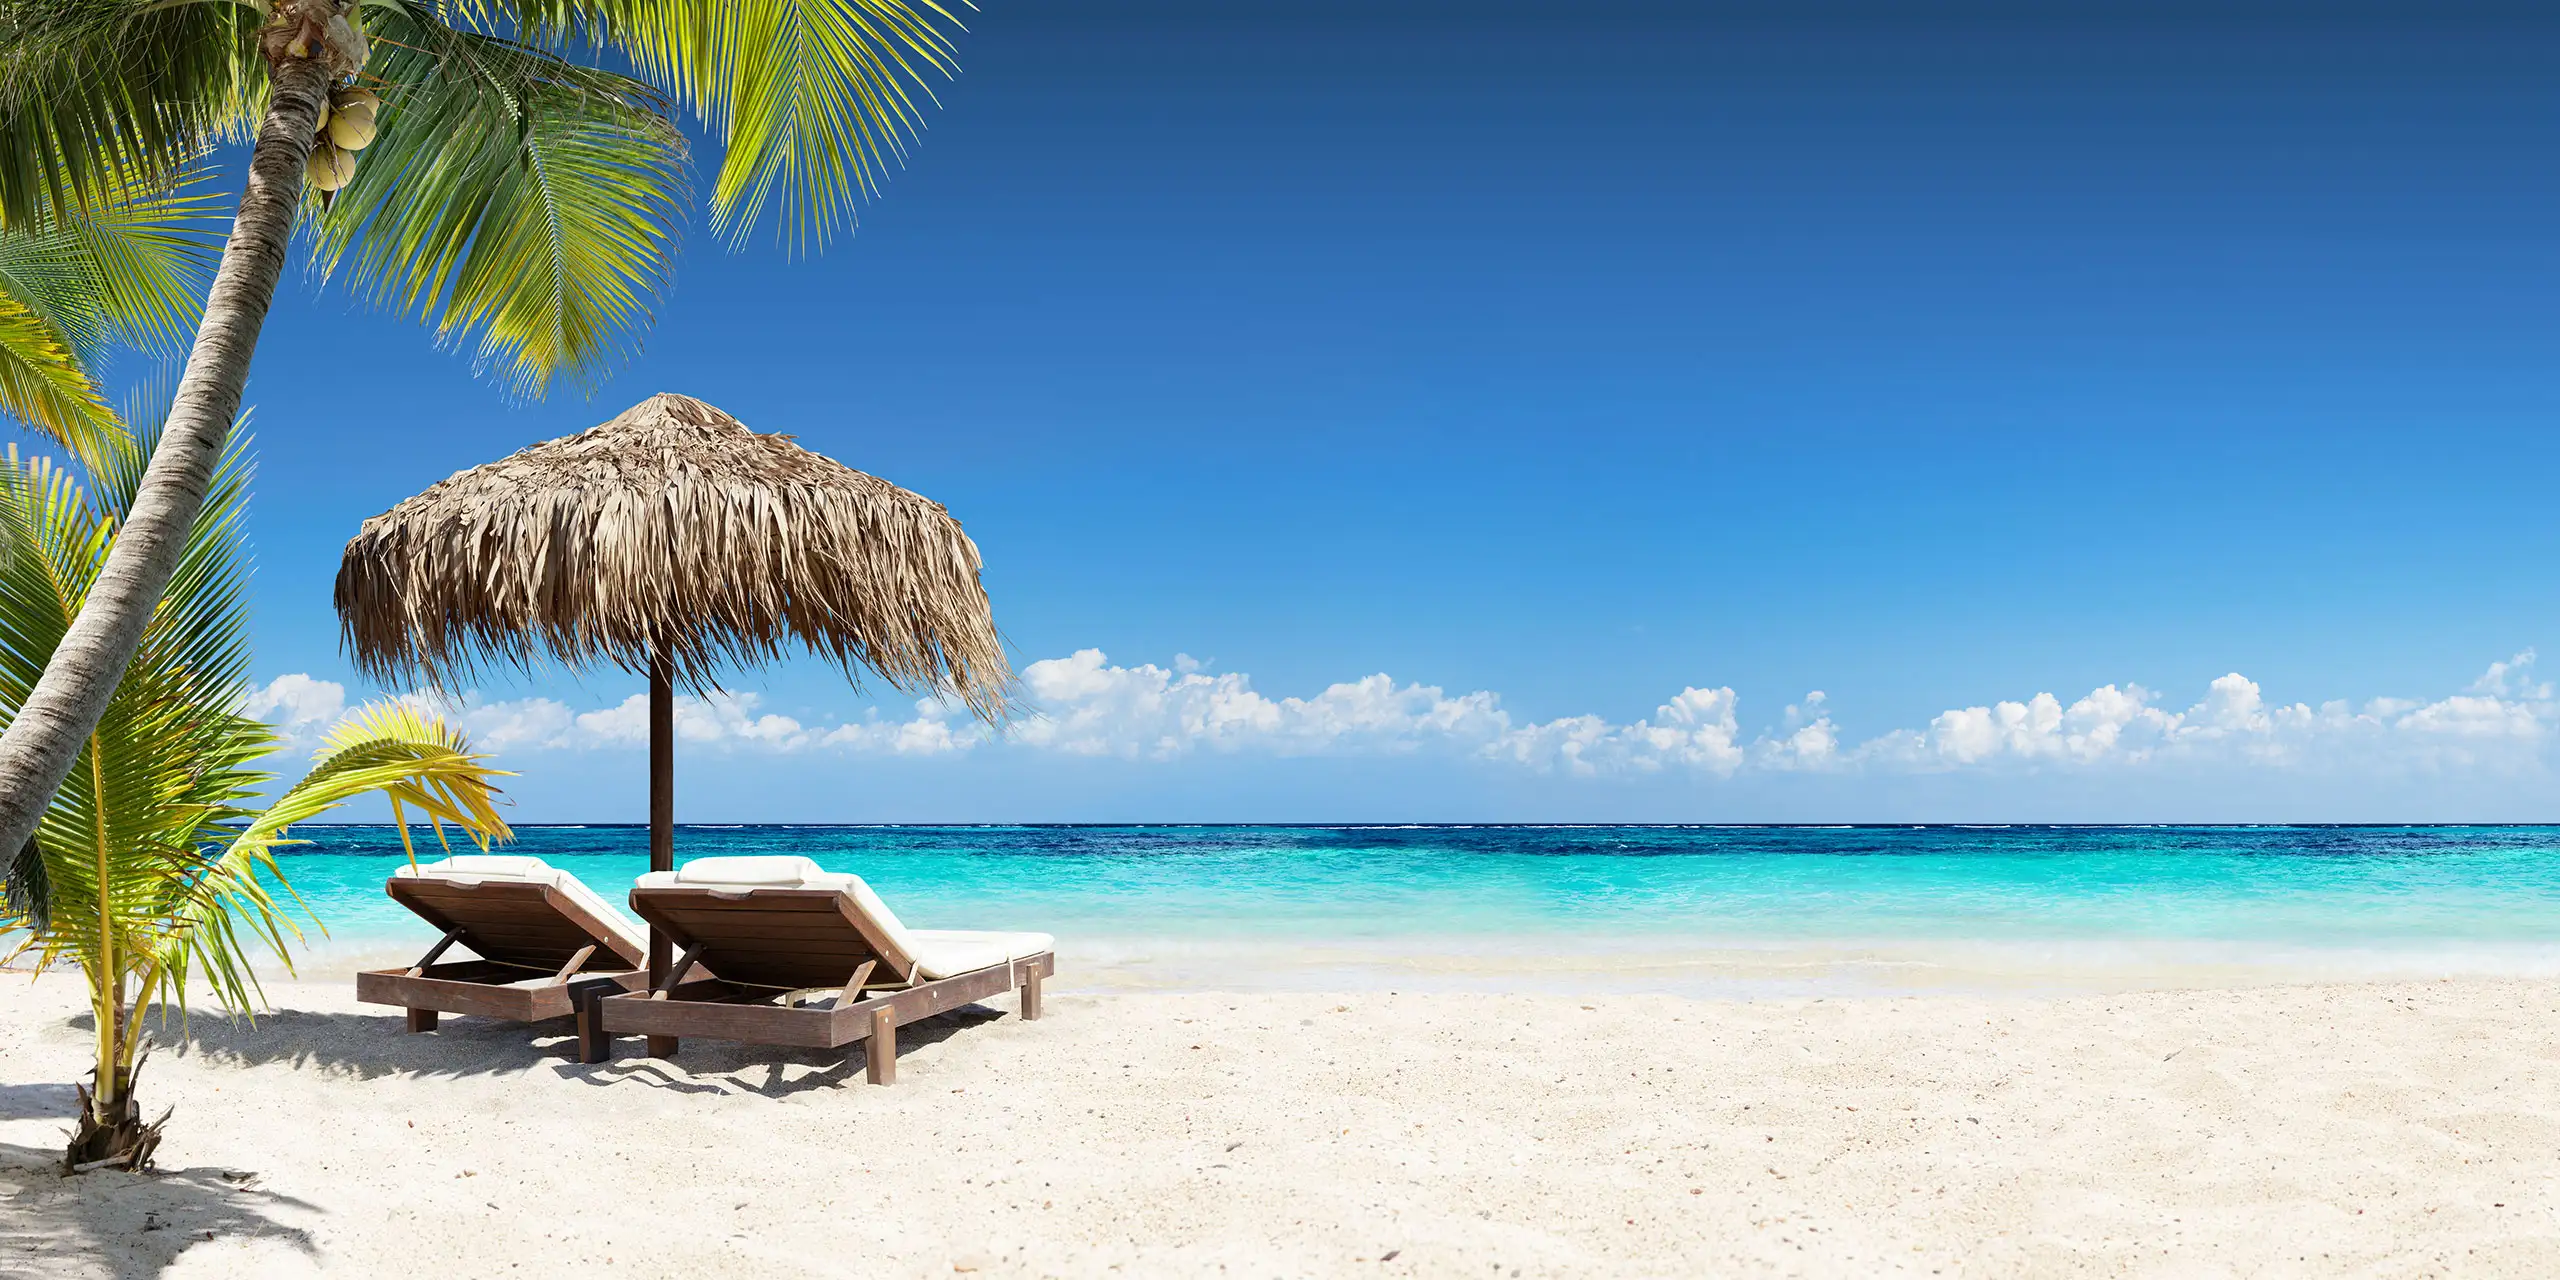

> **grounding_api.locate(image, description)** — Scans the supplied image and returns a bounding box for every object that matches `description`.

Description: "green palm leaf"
[0,167,224,359]
[0,169,221,457]
[0,298,116,460]
[0,0,260,226]
[505,0,966,249]
[309,2,687,394]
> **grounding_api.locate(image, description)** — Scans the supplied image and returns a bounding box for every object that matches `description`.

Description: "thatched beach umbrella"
[336,393,1015,1050]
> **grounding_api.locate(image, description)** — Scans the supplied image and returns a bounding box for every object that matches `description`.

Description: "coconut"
[335,87,383,114]
[306,145,357,192]
[314,100,331,133]
[328,108,378,151]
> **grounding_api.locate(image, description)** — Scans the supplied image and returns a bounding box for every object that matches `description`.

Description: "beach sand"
[2,974,2556,1277]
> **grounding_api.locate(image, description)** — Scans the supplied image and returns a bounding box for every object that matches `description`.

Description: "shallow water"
[267,824,2560,995]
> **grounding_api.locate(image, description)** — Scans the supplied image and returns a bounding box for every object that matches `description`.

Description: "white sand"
[2,973,2556,1277]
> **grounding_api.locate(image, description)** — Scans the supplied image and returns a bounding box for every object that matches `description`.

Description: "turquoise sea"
[272,824,2560,996]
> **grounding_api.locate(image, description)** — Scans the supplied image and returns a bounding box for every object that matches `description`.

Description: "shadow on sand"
[75,998,1018,1101]
[560,1003,1011,1098]
[73,1004,576,1084]
[0,1141,316,1279]
[0,1083,79,1122]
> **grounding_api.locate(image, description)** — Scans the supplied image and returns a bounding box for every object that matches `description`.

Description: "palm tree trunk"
[66,974,164,1172]
[0,8,341,867]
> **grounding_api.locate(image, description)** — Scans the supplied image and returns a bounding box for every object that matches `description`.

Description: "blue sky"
[88,1,2560,820]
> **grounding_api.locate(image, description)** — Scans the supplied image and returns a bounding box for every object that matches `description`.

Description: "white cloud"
[2469,649,2551,699]
[818,698,977,756]
[1887,683,2182,768]
[240,673,345,732]
[1488,686,1747,777]
[1012,649,1510,759]
[374,689,973,757]
[240,649,2560,780]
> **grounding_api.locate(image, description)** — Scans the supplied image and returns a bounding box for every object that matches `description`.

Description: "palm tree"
[0,415,513,1171]
[0,0,966,870]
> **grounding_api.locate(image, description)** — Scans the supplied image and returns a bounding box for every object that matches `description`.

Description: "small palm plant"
[0,416,510,1171]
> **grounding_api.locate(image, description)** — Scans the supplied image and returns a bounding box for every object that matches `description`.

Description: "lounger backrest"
[389,856,649,973]
[629,856,919,990]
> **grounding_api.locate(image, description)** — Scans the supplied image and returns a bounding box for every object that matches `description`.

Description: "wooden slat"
[359,967,649,1023]
[450,940,591,962]
[663,941,876,961]
[360,971,545,1021]
[391,898,565,922]
[598,995,846,1048]
[628,885,916,990]
[391,900,570,925]
[646,919,881,941]
[442,911,589,932]
[385,876,646,970]
[684,961,853,989]
[452,925,593,949]
[594,960,1022,1052]
[649,891,849,910]
[852,961,1019,1028]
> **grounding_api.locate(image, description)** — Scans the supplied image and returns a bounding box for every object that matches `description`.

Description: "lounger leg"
[1022,971,1043,1021]
[406,1008,438,1033]
[647,1035,679,1059]
[867,1007,896,1086]
[571,981,612,1065]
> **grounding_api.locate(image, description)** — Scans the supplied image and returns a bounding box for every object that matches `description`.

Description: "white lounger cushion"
[904,929,1058,979]
[638,855,1054,980]
[395,854,648,962]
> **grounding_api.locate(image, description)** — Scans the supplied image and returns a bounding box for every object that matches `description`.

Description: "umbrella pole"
[646,652,678,1059]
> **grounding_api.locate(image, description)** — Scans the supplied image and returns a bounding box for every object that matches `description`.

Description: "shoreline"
[265,929,2560,1001]
[3,973,2556,1276]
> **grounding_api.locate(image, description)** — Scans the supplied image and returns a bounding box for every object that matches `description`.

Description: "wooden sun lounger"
[581,877,1053,1085]
[356,863,654,1031]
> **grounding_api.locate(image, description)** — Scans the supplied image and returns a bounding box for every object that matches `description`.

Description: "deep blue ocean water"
[271,824,2560,995]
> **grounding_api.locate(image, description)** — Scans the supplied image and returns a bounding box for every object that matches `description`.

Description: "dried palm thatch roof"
[335,393,1016,722]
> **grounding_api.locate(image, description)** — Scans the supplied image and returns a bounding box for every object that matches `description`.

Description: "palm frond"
[0,166,223,360]
[510,0,965,250]
[156,700,512,1007]
[310,2,687,396]
[0,167,223,460]
[0,295,117,458]
[0,0,261,227]
[267,702,513,840]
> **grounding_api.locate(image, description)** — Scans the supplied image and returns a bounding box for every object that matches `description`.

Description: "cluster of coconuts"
[304,86,382,192]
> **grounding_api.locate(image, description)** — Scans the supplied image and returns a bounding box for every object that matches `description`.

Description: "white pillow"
[399,854,550,881]
[672,855,826,885]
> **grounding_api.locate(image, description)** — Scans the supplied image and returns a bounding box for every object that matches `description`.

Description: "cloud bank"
[244,647,2558,781]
